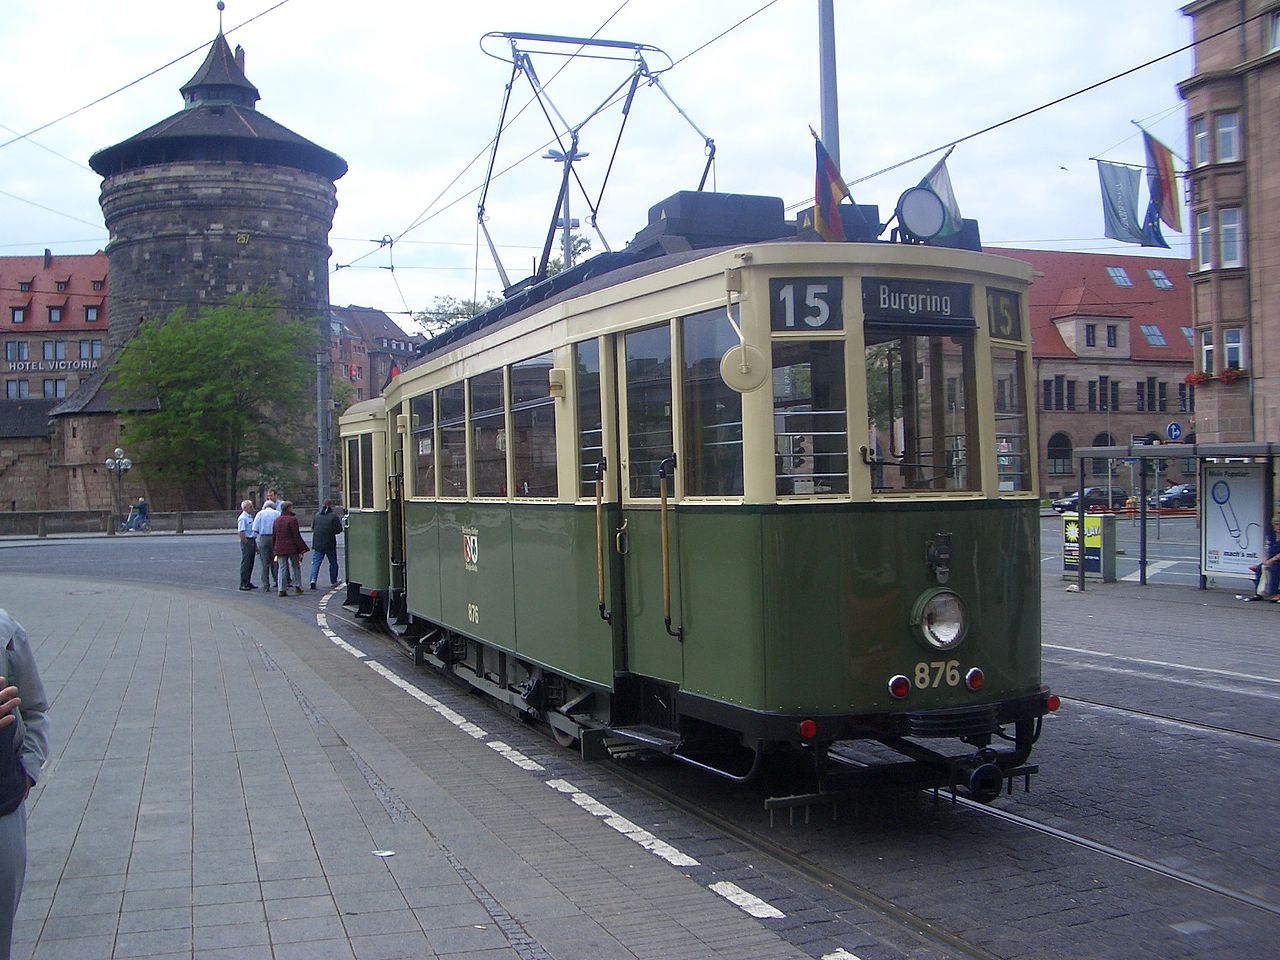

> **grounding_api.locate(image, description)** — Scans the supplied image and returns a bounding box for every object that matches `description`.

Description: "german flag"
[1143,132,1182,234]
[812,131,849,242]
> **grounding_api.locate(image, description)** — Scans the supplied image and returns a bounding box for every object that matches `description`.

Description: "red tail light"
[888,675,910,699]
[1044,693,1061,712]
[798,719,818,740]
[965,667,984,691]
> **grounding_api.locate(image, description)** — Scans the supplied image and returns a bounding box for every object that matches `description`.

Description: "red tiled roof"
[985,248,1192,362]
[0,253,108,329]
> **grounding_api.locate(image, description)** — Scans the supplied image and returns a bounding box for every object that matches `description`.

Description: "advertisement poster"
[1062,514,1104,574]
[1203,464,1266,577]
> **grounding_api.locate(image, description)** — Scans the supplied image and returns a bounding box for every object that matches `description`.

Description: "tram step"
[605,724,681,755]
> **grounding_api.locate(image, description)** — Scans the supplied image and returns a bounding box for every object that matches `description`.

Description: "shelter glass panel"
[625,324,674,499]
[438,383,467,497]
[575,339,603,499]
[992,347,1031,492]
[774,340,847,496]
[865,327,978,492]
[411,392,435,498]
[682,308,743,496]
[470,370,506,497]
[510,353,557,498]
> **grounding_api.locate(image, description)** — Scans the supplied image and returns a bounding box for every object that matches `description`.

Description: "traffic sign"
[1167,422,1183,442]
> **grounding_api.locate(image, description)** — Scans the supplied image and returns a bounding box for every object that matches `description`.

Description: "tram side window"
[471,370,506,497]
[682,308,743,496]
[865,328,979,492]
[510,353,557,497]
[992,348,1032,492]
[576,340,604,499]
[345,437,360,507]
[359,433,375,508]
[773,340,848,496]
[438,383,466,497]
[625,324,674,498]
[411,392,435,498]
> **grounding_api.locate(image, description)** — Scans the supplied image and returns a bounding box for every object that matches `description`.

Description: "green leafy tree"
[547,234,592,276]
[411,294,502,337]
[111,290,323,509]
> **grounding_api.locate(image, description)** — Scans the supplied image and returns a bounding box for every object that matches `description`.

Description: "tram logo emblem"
[462,527,479,571]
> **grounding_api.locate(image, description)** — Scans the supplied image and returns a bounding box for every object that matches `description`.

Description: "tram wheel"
[551,723,578,749]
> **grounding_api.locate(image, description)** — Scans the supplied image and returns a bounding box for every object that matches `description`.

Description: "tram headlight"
[910,589,968,651]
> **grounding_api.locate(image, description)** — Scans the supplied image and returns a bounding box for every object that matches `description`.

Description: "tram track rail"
[1062,694,1280,746]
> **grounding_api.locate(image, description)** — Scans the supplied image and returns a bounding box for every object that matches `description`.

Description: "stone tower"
[89,33,348,348]
[50,33,348,511]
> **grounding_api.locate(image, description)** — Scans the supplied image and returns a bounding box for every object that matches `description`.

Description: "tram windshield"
[865,328,979,493]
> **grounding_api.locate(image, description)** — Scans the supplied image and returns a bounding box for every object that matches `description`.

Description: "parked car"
[1052,486,1130,513]
[1149,483,1197,508]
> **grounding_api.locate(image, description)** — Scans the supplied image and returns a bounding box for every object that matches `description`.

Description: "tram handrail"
[658,455,683,640]
[594,460,611,624]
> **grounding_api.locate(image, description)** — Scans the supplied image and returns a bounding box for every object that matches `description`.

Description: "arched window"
[1091,432,1114,475]
[1047,432,1072,476]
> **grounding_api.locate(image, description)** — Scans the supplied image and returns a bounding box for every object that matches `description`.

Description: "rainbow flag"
[1143,132,1182,234]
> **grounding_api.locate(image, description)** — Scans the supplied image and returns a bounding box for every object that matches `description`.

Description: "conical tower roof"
[89,33,346,181]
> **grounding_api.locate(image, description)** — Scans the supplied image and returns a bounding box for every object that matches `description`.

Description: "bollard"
[36,516,46,539]
[176,512,185,535]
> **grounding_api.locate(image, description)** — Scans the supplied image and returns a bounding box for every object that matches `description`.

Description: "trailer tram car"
[341,191,1058,801]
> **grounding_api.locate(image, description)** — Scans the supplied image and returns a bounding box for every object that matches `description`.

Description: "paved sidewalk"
[9,575,813,960]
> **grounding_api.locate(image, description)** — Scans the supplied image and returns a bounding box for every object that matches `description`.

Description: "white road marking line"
[708,881,786,919]
[487,740,545,771]
[364,660,488,738]
[316,613,328,628]
[822,950,864,960]
[1046,643,1280,686]
[545,779,701,868]
[1121,559,1178,581]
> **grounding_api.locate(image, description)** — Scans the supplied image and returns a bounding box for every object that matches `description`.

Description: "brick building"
[989,248,1194,498]
[329,305,423,403]
[1178,2,1280,441]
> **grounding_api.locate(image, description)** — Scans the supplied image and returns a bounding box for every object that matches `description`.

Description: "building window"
[1225,328,1243,370]
[1271,11,1280,53]
[85,306,99,323]
[1139,324,1168,347]
[1085,324,1096,347]
[1219,208,1242,267]
[5,380,28,399]
[1181,326,1195,346]
[4,342,27,362]
[1088,380,1098,411]
[1105,266,1133,288]
[1146,268,1174,290]
[42,341,66,361]
[1108,378,1119,411]
[42,379,65,399]
[48,307,62,323]
[1066,380,1076,410]
[1196,212,1212,269]
[91,280,103,291]
[1047,433,1072,477]
[10,308,24,325]
[17,282,29,294]
[1136,381,1146,413]
[55,281,67,293]
[1214,113,1240,163]
[79,339,102,360]
[1178,383,1195,413]
[1191,116,1208,167]
[1107,324,1118,348]
[1201,330,1214,373]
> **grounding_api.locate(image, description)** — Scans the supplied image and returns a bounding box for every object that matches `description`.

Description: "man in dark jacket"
[309,501,344,590]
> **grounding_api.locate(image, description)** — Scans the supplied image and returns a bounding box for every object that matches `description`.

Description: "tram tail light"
[798,719,818,741]
[888,675,911,699]
[1044,693,1061,713]
[964,667,984,692]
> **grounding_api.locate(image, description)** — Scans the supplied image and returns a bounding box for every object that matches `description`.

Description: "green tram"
[340,192,1058,801]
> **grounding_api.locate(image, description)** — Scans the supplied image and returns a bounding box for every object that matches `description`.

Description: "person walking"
[0,609,50,960]
[272,501,310,596]
[236,499,258,591]
[309,501,343,590]
[252,498,282,592]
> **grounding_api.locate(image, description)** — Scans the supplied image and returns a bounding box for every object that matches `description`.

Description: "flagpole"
[1130,119,1188,166]
[818,0,840,167]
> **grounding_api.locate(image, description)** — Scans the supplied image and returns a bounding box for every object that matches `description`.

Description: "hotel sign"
[4,360,100,372]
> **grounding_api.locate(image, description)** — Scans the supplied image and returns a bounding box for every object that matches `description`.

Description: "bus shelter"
[1071,442,1279,591]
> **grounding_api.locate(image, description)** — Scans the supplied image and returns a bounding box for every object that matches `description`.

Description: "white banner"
[1203,464,1266,577]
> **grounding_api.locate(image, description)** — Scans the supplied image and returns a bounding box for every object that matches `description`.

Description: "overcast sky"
[2,0,1194,332]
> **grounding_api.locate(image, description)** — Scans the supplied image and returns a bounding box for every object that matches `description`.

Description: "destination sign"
[769,277,843,332]
[862,278,972,323]
[986,288,1023,341]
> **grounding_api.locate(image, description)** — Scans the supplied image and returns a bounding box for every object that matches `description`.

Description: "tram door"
[387,407,407,606]
[614,324,684,686]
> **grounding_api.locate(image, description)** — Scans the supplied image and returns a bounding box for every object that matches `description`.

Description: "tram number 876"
[915,660,961,689]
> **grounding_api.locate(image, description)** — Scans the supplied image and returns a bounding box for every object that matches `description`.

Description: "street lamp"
[104,447,132,530]
[542,147,588,271]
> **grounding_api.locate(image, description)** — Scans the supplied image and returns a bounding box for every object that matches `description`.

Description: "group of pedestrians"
[236,489,343,595]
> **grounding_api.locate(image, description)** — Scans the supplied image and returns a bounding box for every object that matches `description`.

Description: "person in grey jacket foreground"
[0,609,50,960]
